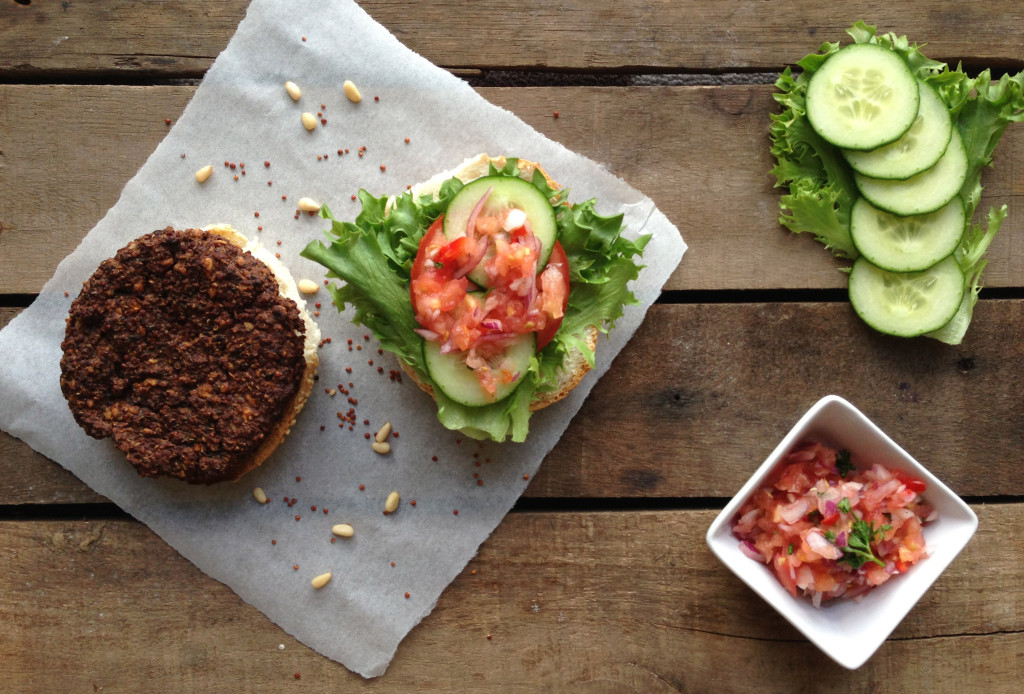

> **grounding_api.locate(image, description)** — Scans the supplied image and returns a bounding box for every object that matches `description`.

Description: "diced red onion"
[739,540,763,562]
[414,328,439,341]
[453,236,488,280]
[466,186,493,239]
[778,498,810,524]
[835,531,848,548]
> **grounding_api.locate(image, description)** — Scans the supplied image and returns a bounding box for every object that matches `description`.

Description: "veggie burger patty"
[60,227,312,484]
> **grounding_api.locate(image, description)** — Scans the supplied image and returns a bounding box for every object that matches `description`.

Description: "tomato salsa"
[410,212,569,396]
[732,441,935,606]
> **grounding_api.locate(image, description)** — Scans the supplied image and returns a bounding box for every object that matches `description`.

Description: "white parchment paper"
[0,0,685,677]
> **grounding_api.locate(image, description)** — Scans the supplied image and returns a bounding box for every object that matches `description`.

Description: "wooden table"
[2,2,1022,691]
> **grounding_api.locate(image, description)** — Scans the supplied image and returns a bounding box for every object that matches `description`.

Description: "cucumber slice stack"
[805,46,970,338]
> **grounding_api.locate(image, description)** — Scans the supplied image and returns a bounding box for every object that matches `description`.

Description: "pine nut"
[384,491,400,514]
[374,421,392,443]
[297,278,319,294]
[194,165,213,183]
[311,572,332,589]
[343,80,362,103]
[331,523,354,538]
[297,197,321,212]
[301,112,317,131]
[253,487,268,504]
[285,81,302,101]
[372,441,391,455]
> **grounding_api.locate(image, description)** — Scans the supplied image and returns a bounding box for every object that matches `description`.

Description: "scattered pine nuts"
[374,421,392,443]
[384,491,400,514]
[297,278,319,295]
[301,112,317,131]
[372,441,391,455]
[252,487,268,504]
[297,197,321,212]
[331,523,354,538]
[311,572,332,589]
[194,165,213,183]
[285,81,302,101]
[343,80,362,103]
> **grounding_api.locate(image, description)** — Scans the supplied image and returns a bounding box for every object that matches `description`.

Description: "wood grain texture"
[4,298,1023,505]
[1,85,1022,294]
[1,506,1020,693]
[1,1,1022,75]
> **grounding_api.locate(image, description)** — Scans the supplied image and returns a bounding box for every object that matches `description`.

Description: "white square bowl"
[705,394,978,669]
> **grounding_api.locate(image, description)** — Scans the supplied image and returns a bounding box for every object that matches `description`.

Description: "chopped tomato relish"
[410,213,568,357]
[733,441,935,606]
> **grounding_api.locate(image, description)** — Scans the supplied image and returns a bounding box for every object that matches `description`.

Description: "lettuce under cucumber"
[301,159,649,442]
[771,21,1024,344]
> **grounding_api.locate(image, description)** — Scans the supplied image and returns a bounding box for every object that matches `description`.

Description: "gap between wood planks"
[1,496,1022,522]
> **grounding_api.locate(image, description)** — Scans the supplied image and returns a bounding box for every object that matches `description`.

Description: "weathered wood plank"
[1,506,1019,693]
[1,84,1022,294]
[1,1,1022,75]
[3,298,1023,505]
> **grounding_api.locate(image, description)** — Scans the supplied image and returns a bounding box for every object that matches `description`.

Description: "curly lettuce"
[771,21,1024,344]
[301,159,649,442]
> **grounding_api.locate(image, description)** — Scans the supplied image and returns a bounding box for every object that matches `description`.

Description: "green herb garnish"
[838,497,851,514]
[839,519,891,569]
[836,449,855,478]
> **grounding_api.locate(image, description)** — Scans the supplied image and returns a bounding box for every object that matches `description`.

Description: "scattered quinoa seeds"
[405,592,410,599]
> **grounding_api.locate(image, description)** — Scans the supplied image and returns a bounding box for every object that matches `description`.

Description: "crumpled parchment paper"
[0,0,685,677]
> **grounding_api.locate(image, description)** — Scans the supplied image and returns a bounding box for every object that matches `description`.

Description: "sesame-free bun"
[401,154,597,412]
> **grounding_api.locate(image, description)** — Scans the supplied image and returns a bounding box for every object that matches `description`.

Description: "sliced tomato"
[535,241,570,350]
[410,216,448,313]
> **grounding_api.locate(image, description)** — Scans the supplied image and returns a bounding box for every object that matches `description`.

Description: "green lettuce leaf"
[770,21,1024,344]
[301,161,648,442]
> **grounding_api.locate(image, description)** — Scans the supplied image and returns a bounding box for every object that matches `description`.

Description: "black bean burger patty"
[60,227,308,484]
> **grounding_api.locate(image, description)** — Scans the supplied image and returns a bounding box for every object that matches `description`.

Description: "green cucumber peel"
[771,21,1024,344]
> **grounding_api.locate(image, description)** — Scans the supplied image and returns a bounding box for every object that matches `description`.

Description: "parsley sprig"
[839,519,892,569]
[836,449,855,477]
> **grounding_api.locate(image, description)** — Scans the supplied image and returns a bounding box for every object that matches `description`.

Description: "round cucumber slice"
[423,333,535,407]
[850,196,965,273]
[848,255,965,337]
[442,176,557,288]
[843,79,953,180]
[806,43,920,151]
[853,129,967,216]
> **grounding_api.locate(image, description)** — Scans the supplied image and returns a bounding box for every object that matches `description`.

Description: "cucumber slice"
[843,80,953,180]
[850,196,965,273]
[806,43,920,151]
[423,333,535,407]
[443,176,557,288]
[853,129,967,216]
[848,255,965,337]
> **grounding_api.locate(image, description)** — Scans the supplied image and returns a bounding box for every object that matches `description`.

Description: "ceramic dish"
[705,394,978,669]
